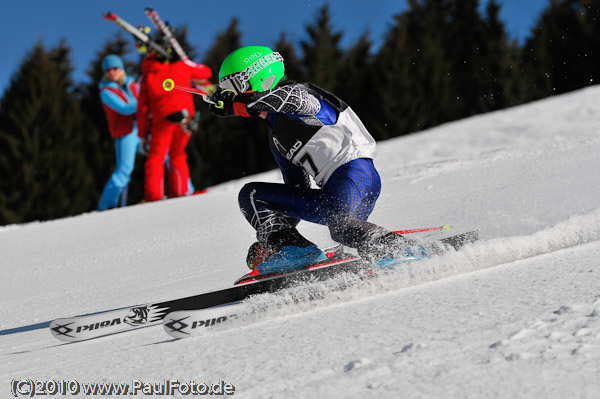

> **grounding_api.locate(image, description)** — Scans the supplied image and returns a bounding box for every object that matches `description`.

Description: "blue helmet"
[102,54,124,71]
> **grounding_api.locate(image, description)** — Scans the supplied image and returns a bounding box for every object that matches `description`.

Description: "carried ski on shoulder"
[102,11,172,60]
[144,8,189,62]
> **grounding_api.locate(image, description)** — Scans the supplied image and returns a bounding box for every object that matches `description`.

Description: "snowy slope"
[2,86,600,398]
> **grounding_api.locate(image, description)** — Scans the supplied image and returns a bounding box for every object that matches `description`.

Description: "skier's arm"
[244,86,321,115]
[209,85,320,118]
[100,88,137,115]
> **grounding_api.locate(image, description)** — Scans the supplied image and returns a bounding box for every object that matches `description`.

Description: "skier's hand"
[209,89,258,118]
[209,89,236,117]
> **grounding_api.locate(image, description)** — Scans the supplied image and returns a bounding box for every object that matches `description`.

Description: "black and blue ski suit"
[231,82,390,249]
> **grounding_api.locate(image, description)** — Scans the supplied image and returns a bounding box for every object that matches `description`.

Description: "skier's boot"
[246,242,271,270]
[358,232,430,268]
[246,228,327,274]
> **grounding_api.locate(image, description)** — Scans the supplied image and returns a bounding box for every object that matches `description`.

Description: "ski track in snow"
[207,207,600,336]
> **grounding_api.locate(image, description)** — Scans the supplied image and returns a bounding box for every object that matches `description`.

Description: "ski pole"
[394,224,452,234]
[162,79,223,107]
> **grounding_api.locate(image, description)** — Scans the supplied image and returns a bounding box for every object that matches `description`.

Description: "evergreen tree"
[6,0,591,226]
[300,4,344,91]
[522,0,595,100]
[582,0,600,89]
[275,33,305,82]
[0,41,93,225]
[445,0,485,117]
[407,0,458,130]
[171,25,199,61]
[445,0,522,114]
[202,18,244,75]
[370,0,521,139]
[187,18,275,188]
[369,12,408,140]
[370,1,454,139]
[336,33,375,130]
[582,0,600,56]
[479,0,522,109]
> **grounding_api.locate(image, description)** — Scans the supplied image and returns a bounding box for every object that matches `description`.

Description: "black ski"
[50,245,349,342]
[163,230,480,338]
[50,231,477,342]
[144,8,188,61]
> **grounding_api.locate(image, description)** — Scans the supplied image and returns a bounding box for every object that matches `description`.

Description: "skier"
[209,46,418,274]
[98,54,139,210]
[137,37,212,202]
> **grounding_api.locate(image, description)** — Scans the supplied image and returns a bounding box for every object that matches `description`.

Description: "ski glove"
[209,89,235,117]
[209,89,256,118]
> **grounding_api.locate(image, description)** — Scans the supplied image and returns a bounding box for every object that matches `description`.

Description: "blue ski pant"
[98,129,139,211]
[238,158,387,248]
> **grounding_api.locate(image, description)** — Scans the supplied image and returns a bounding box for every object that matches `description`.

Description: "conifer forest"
[1,1,599,225]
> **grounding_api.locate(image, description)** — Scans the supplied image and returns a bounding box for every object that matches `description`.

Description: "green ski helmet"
[218,46,284,93]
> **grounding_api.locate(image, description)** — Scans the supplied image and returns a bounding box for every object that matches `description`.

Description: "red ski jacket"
[137,54,212,138]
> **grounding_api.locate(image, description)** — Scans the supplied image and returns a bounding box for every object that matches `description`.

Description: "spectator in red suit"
[137,52,212,202]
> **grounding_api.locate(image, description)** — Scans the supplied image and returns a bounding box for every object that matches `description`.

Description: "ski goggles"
[218,52,283,93]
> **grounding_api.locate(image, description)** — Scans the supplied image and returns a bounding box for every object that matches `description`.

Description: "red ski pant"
[144,119,191,202]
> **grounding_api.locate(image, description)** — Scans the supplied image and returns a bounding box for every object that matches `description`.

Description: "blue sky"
[0,0,548,96]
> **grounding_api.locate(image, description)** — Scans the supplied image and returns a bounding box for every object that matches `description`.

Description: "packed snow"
[2,86,600,398]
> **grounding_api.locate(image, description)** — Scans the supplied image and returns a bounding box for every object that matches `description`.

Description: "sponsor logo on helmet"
[243,51,263,65]
[246,53,283,79]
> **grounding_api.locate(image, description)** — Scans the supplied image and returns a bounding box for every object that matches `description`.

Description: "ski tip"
[49,318,79,343]
[441,230,479,251]
[103,11,117,21]
[234,270,260,285]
